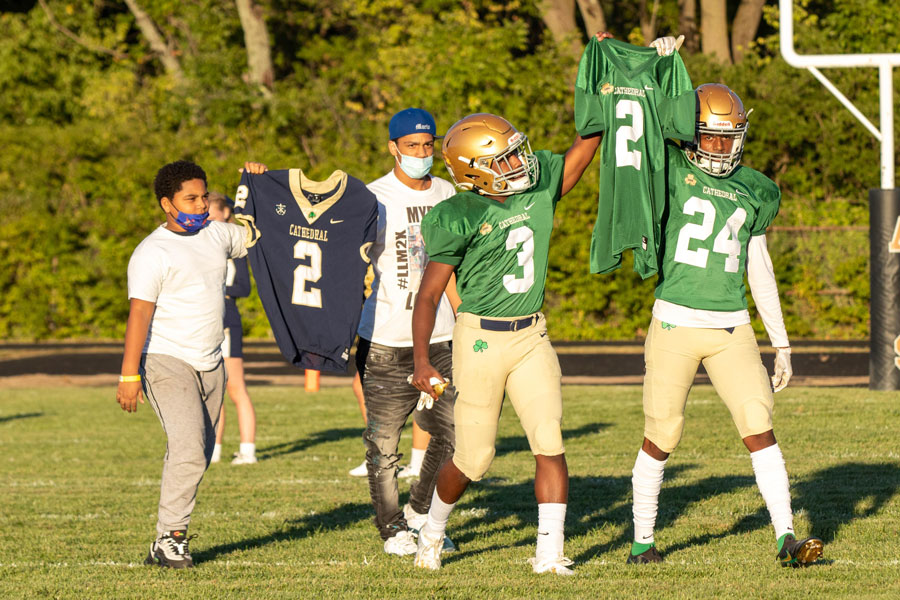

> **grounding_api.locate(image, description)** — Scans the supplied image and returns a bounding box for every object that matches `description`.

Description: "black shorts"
[222,299,244,359]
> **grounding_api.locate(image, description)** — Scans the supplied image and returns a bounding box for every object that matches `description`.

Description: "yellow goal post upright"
[779,0,900,390]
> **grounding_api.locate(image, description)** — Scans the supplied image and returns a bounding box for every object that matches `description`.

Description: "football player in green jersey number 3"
[409,86,609,573]
[625,64,824,567]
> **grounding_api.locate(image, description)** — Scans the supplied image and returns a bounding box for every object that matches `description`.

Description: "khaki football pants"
[451,312,564,481]
[643,318,774,453]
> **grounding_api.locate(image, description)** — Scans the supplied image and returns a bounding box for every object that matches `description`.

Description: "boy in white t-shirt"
[116,160,247,569]
[354,108,460,556]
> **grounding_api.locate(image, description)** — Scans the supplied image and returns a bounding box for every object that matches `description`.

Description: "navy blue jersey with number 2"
[234,169,377,372]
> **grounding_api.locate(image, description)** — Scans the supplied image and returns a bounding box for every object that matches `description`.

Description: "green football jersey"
[655,143,781,311]
[574,38,695,278]
[422,151,565,318]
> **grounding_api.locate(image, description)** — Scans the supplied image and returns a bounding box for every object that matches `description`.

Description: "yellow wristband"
[119,375,142,383]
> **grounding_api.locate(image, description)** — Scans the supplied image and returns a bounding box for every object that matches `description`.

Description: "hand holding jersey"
[586,67,822,565]
[243,161,268,175]
[574,36,696,278]
[648,35,684,56]
[233,167,377,372]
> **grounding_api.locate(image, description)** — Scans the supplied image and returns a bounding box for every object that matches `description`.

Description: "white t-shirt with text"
[358,171,456,346]
[128,221,247,371]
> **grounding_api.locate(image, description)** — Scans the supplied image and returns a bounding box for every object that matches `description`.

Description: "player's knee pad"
[644,415,684,454]
[457,446,495,481]
[735,400,774,439]
[531,419,564,456]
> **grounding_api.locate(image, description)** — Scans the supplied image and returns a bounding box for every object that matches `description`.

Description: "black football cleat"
[144,530,196,569]
[626,544,663,564]
[777,534,824,568]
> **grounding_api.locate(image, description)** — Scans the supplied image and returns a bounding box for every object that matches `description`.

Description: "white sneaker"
[403,503,427,533]
[144,530,195,568]
[231,452,257,465]
[348,460,367,477]
[528,555,574,576]
[403,504,457,553]
[397,465,420,479]
[383,530,417,556]
[414,527,444,570]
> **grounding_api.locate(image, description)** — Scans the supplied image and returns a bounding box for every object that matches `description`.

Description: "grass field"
[1,384,899,599]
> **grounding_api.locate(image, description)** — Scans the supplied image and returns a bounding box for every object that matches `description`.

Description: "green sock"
[631,541,655,556]
[776,533,793,552]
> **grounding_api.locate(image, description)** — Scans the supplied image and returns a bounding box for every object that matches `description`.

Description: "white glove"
[417,391,434,411]
[648,34,685,56]
[771,347,792,393]
[407,375,446,410]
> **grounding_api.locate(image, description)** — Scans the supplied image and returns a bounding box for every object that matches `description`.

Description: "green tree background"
[0,0,897,341]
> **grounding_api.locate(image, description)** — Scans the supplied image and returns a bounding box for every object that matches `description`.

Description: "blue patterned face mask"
[397,153,433,179]
[173,210,209,232]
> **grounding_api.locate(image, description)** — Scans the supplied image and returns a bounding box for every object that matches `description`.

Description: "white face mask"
[505,174,532,191]
[396,153,433,179]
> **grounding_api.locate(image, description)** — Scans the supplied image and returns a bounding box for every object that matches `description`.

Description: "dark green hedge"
[0,1,895,341]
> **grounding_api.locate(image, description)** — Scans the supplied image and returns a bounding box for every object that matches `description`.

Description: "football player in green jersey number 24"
[409,72,610,574]
[625,63,824,568]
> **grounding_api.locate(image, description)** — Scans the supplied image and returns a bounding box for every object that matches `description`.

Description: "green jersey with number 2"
[421,151,564,318]
[574,38,695,278]
[655,142,781,311]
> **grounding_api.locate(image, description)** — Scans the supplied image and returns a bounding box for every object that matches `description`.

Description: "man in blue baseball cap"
[387,108,439,182]
[354,107,462,557]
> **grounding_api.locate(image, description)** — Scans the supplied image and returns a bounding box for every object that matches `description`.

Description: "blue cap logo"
[389,108,437,140]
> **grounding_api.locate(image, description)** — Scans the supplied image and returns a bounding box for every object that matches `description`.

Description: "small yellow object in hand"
[406,375,449,410]
[430,378,448,397]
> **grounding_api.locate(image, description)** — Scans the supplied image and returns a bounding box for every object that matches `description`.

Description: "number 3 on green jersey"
[673,197,747,273]
[503,226,535,294]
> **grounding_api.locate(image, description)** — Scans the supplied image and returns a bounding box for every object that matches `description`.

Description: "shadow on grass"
[794,461,900,544]
[0,412,43,424]
[646,461,900,559]
[495,421,612,458]
[566,465,758,561]
[257,427,361,460]
[193,501,372,563]
[646,473,759,557]
[441,465,704,565]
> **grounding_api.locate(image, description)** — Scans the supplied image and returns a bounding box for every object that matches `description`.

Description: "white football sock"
[536,503,566,560]
[423,488,455,538]
[632,449,667,544]
[750,443,794,540]
[240,442,256,458]
[408,447,425,472]
[211,444,222,463]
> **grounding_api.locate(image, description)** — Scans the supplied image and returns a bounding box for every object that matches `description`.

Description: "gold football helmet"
[441,113,539,196]
[685,83,749,177]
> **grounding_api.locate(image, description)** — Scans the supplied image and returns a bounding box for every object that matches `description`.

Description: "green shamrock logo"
[661,322,676,330]
[473,339,488,352]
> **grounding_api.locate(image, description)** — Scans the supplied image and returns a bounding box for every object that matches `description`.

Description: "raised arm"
[561,132,602,197]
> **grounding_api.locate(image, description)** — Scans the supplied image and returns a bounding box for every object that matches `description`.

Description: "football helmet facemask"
[685,83,749,177]
[441,113,540,196]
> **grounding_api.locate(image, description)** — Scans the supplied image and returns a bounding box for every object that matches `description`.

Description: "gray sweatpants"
[142,353,225,535]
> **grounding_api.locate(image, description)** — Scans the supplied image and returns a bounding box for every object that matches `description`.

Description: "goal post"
[778,0,900,390]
